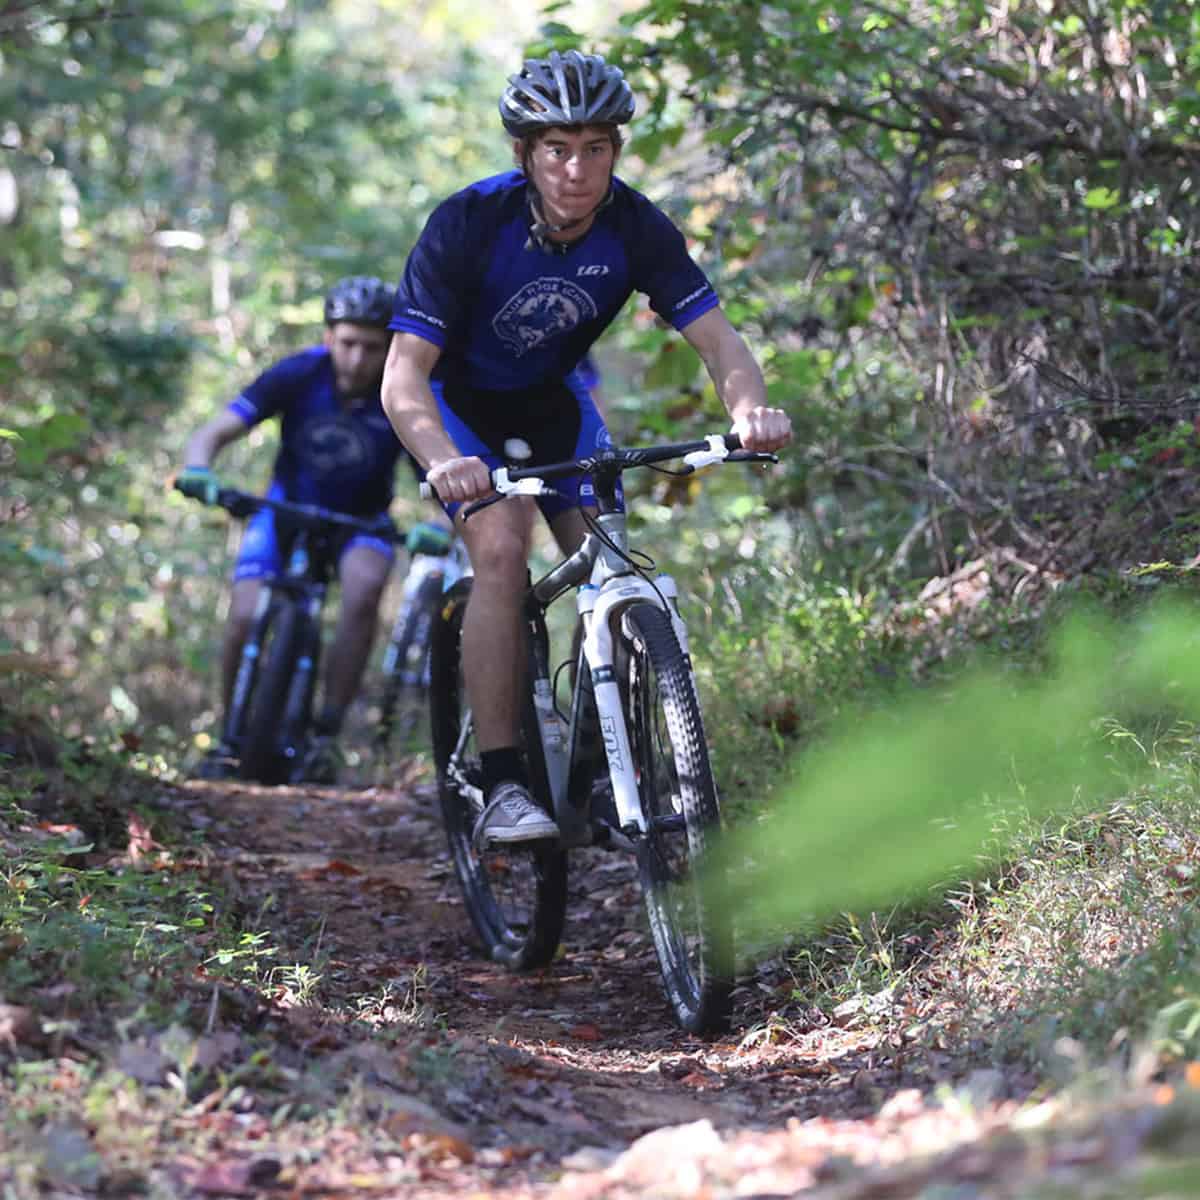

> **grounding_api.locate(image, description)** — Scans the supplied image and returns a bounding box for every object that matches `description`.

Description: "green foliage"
[718,592,1200,948]
[0,0,512,736]
[585,0,1200,578]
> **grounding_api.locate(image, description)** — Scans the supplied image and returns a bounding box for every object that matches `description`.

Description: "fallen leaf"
[298,859,364,880]
[0,1005,43,1048]
[126,814,161,861]
[186,1159,256,1196]
[403,1132,476,1164]
[194,1030,242,1069]
[115,1040,169,1085]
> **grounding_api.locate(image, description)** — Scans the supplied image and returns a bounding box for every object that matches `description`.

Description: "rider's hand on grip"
[176,465,222,506]
[730,406,792,454]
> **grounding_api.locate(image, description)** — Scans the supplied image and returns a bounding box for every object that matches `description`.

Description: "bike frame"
[202,489,402,769]
[222,528,328,756]
[434,434,769,850]
[380,539,470,686]
[526,509,690,848]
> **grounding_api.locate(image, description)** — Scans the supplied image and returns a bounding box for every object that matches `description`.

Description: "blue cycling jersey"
[568,352,601,394]
[389,171,719,391]
[227,345,406,516]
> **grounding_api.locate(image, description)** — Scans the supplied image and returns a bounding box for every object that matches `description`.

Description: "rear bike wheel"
[376,569,443,753]
[429,579,567,970]
[240,600,303,785]
[618,601,733,1034]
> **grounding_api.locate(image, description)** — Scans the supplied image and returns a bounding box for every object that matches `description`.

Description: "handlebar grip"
[724,432,743,452]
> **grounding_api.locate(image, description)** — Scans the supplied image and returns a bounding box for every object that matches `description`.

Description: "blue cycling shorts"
[232,481,397,583]
[429,375,623,522]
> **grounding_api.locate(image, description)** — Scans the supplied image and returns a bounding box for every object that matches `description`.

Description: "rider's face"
[324,322,390,398]
[524,126,617,233]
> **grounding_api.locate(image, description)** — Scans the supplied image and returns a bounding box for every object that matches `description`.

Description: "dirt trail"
[172,769,1151,1198]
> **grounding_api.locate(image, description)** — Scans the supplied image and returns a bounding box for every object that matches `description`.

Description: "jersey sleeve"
[389,195,474,348]
[629,197,720,331]
[226,354,307,426]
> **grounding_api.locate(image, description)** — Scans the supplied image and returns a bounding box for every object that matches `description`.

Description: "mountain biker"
[178,276,412,781]
[380,50,792,845]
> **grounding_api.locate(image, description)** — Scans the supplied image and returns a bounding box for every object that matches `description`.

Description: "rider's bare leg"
[321,542,392,724]
[548,507,588,558]
[457,497,537,752]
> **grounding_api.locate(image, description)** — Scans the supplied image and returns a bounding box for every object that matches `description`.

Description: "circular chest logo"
[493,277,598,357]
[296,415,374,479]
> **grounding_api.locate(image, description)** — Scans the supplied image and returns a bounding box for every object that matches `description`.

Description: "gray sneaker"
[473,781,559,848]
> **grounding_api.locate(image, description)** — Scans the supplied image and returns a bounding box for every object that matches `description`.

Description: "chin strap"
[524,182,615,255]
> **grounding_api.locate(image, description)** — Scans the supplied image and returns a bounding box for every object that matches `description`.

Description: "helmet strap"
[523,181,614,255]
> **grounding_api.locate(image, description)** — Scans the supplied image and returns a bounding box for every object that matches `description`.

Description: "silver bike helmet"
[323,275,393,327]
[499,50,635,138]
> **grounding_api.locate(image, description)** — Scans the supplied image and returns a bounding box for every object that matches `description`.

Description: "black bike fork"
[280,588,324,770]
[223,587,274,751]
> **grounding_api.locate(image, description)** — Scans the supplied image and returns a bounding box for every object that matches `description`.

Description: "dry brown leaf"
[126,813,161,862]
[115,1040,170,1085]
[403,1131,476,1164]
[298,859,364,880]
[0,1004,43,1048]
[185,1155,281,1196]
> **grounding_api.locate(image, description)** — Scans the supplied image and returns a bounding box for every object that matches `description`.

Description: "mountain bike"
[425,433,777,1034]
[375,529,469,753]
[177,483,404,784]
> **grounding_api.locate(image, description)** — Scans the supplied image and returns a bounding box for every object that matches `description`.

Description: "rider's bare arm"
[680,308,792,453]
[182,409,250,467]
[381,332,492,504]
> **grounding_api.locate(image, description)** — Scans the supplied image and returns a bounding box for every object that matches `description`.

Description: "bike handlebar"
[174,481,405,543]
[418,433,778,514]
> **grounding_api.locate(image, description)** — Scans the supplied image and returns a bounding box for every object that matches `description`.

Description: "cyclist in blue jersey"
[381,51,792,844]
[178,276,408,780]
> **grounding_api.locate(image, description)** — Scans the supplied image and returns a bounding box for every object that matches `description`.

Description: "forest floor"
[6,751,1200,1198]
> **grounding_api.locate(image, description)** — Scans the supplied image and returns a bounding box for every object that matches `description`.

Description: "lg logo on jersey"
[577,265,609,277]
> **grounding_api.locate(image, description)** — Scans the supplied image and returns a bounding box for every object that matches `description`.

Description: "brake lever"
[728,450,780,465]
[460,493,506,523]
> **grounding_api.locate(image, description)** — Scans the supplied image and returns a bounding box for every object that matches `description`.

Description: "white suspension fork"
[581,575,683,835]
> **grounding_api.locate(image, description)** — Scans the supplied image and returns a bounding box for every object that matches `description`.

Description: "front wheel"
[619,602,733,1034]
[240,601,303,785]
[376,568,444,753]
[429,579,567,970]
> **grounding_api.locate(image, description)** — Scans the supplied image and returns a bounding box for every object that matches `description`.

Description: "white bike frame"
[436,435,738,850]
[526,510,692,847]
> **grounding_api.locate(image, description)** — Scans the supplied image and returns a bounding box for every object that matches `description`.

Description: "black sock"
[481,747,528,794]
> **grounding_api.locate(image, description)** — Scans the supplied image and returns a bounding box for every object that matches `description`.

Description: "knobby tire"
[429,579,567,970]
[377,571,443,751]
[619,602,733,1034]
[240,601,303,785]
